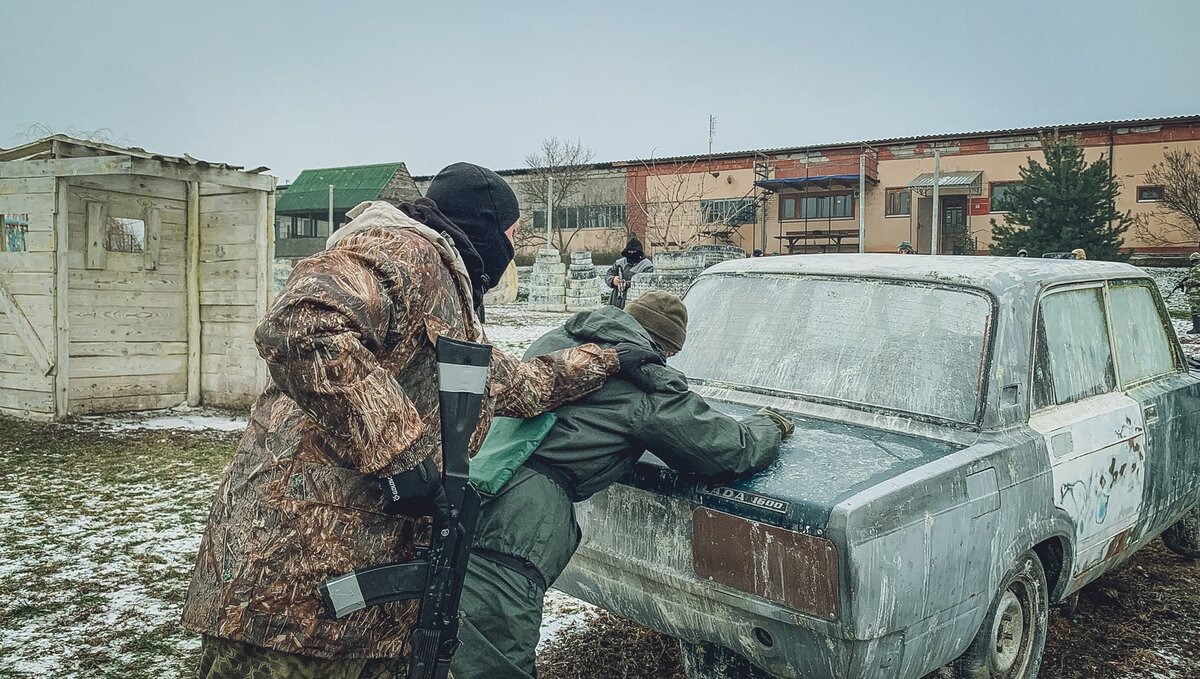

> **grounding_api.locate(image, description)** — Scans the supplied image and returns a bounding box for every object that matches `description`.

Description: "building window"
[781,197,797,220]
[291,218,318,238]
[990,181,1021,213]
[780,193,853,220]
[1137,186,1165,202]
[885,188,910,217]
[1,213,29,252]
[105,216,145,254]
[533,205,627,230]
[700,198,757,225]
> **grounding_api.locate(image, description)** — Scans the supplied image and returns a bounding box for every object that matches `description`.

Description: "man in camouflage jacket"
[181,164,662,677]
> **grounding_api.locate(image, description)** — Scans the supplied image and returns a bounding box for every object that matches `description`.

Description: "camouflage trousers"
[198,635,398,679]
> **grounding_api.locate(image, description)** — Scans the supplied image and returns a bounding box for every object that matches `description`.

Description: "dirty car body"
[554,254,1200,679]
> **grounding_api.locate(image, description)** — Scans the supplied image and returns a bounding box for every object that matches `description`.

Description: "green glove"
[758,407,795,440]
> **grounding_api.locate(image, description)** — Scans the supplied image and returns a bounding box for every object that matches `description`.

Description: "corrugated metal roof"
[409,114,1200,178]
[907,171,982,189]
[275,163,405,213]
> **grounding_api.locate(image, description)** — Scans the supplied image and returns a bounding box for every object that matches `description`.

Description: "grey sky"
[3,0,1198,183]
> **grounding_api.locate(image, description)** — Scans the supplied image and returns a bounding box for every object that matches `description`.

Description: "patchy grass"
[0,416,235,678]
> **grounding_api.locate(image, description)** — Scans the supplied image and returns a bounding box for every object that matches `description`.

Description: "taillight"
[692,507,840,620]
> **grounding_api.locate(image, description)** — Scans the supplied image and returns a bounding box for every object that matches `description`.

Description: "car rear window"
[672,274,992,424]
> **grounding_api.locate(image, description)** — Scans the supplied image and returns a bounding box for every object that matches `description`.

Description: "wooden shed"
[0,136,276,420]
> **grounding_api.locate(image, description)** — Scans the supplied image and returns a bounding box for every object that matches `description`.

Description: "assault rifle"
[318,336,491,679]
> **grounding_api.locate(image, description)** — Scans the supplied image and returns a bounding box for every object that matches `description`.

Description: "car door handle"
[1144,404,1159,424]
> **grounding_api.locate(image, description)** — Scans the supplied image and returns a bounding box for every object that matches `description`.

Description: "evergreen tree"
[990,133,1131,260]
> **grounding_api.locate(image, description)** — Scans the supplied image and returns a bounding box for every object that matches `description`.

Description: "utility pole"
[546,175,554,250]
[930,150,941,255]
[328,184,334,235]
[857,153,866,253]
[708,115,716,155]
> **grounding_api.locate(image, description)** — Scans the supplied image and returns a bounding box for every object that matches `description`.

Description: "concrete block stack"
[528,248,566,311]
[690,244,747,270]
[627,251,705,303]
[565,251,604,312]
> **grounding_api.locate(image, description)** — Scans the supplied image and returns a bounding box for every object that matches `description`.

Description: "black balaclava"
[421,163,519,319]
[622,237,645,264]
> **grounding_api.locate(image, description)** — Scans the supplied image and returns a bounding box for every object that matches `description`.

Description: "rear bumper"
[556,548,907,679]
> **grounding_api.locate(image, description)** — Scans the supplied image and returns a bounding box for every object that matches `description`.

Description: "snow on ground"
[483,303,574,356]
[73,405,248,434]
[0,302,585,678]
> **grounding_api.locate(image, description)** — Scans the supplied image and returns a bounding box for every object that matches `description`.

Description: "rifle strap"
[472,547,548,591]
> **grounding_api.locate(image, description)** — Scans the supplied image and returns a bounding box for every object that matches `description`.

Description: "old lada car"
[554,254,1200,679]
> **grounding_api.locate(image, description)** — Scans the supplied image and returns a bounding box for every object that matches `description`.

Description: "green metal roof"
[275,162,406,214]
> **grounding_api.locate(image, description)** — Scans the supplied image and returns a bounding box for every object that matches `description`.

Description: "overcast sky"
[3,0,1198,183]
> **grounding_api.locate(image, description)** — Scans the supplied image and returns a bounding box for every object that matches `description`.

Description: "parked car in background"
[555,254,1200,679]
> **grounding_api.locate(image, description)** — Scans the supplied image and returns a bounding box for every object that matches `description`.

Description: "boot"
[1192,314,1200,335]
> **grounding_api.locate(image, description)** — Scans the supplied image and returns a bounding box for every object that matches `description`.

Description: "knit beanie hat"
[425,163,519,290]
[626,290,688,354]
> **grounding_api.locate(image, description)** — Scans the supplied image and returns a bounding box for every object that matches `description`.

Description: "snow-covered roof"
[702,253,1146,299]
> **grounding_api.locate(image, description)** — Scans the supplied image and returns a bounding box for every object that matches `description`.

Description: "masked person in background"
[180,163,665,679]
[450,291,792,679]
[605,237,654,309]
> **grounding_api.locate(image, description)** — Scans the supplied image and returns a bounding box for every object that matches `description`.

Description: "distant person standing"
[1175,252,1200,334]
[605,237,654,308]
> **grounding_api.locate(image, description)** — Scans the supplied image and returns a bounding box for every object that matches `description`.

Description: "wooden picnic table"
[775,228,860,254]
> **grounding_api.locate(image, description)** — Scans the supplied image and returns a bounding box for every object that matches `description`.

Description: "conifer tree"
[990,133,1131,260]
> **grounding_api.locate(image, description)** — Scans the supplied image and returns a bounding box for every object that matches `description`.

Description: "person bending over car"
[450,290,794,679]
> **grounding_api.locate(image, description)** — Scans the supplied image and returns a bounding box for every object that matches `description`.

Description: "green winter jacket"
[470,305,782,588]
[521,305,782,500]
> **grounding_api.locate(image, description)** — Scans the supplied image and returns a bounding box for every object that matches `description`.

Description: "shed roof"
[0,135,274,191]
[0,134,266,172]
[276,163,406,214]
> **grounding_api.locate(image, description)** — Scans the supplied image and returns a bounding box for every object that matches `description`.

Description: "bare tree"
[1134,149,1200,248]
[628,156,710,251]
[515,137,597,252]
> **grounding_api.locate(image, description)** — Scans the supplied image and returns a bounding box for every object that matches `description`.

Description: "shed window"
[105,217,145,253]
[1,213,29,252]
[1137,186,1164,202]
[885,189,910,216]
[1032,286,1117,409]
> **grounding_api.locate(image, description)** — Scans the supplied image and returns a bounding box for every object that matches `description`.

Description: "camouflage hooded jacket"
[180,202,618,659]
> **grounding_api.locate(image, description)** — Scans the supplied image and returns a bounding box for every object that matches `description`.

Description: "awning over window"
[754,174,869,192]
[907,171,983,191]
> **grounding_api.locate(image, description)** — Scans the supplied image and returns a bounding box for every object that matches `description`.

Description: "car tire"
[679,641,772,679]
[1162,505,1200,558]
[951,550,1049,679]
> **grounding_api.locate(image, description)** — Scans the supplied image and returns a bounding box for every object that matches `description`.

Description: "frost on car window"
[1108,280,1176,386]
[1036,286,1116,407]
[671,275,991,423]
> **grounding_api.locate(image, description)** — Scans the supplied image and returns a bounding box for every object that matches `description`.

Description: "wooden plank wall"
[0,178,57,419]
[198,185,264,407]
[65,176,189,414]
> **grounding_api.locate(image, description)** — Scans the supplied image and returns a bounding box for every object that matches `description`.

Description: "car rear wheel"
[951,550,1048,679]
[1162,505,1200,557]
